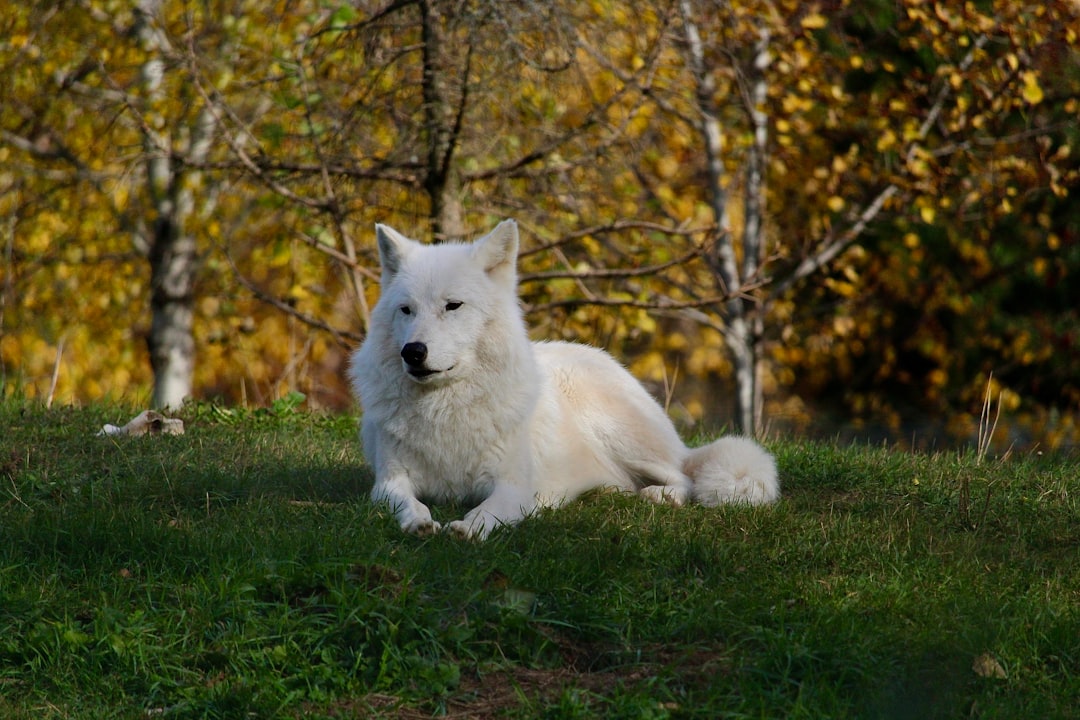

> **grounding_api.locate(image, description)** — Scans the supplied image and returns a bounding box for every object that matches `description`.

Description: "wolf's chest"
[379,389,520,500]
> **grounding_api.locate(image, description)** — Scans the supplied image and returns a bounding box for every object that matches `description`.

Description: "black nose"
[401,342,428,367]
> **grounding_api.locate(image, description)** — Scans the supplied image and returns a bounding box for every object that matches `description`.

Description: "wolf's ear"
[472,220,519,285]
[375,224,416,278]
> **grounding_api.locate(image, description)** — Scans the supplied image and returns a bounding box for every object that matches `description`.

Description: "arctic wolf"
[349,220,779,539]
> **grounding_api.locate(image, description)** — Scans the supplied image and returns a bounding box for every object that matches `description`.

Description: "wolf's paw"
[446,519,485,540]
[402,518,442,536]
[640,485,688,507]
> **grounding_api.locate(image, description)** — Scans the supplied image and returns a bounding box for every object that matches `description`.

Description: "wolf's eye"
[399,305,412,316]
[445,301,463,311]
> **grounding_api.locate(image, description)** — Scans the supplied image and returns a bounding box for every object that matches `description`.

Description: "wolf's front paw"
[447,519,487,540]
[640,484,688,506]
[402,518,442,536]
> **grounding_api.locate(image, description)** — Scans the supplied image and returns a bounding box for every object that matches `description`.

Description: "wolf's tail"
[682,436,780,506]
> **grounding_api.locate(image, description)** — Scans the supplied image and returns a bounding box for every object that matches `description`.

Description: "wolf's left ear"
[473,220,519,284]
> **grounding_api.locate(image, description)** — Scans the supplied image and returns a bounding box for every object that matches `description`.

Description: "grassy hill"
[1,401,1077,718]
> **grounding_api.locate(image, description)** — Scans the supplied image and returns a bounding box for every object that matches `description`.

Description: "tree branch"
[517,219,715,258]
[227,253,363,346]
[519,243,705,283]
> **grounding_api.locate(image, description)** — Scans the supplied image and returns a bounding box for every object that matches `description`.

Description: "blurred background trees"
[2,0,1078,448]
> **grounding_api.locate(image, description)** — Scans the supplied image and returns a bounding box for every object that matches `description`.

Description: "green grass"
[1,400,1077,719]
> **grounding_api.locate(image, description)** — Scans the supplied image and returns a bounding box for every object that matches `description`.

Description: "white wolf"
[349,220,779,539]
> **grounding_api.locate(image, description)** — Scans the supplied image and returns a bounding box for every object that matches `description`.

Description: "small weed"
[958,375,1006,531]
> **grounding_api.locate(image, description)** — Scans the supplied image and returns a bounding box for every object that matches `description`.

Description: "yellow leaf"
[876,129,897,152]
[1022,72,1044,105]
[801,13,827,29]
[827,196,845,212]
[270,242,292,268]
[920,205,936,224]
[973,653,1007,680]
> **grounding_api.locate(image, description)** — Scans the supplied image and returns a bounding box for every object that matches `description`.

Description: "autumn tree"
[1,2,238,408]
[3,0,1077,448]
[621,0,1079,438]
[763,0,1080,440]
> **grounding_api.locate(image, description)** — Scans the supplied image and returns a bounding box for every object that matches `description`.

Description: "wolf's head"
[368,220,524,386]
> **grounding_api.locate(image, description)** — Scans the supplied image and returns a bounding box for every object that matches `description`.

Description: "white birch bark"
[135,0,214,409]
[680,1,769,435]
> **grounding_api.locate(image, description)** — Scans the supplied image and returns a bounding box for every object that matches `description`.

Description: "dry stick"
[661,361,680,415]
[46,334,66,409]
[977,373,1003,465]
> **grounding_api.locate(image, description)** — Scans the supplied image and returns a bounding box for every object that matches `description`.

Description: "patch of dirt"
[305,643,732,719]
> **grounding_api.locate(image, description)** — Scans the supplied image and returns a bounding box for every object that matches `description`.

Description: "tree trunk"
[681,0,764,436]
[724,316,756,436]
[148,217,197,409]
[739,27,770,437]
[135,0,208,409]
[419,0,466,242]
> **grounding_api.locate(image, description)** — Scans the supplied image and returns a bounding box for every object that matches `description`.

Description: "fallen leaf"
[973,652,1007,679]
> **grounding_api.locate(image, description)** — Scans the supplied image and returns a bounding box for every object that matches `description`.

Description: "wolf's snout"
[401,342,428,368]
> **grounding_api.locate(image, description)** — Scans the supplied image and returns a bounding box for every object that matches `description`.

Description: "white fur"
[349,220,779,539]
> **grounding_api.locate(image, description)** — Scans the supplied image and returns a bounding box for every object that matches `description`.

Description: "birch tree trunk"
[680,1,769,436]
[741,27,770,436]
[134,1,215,409]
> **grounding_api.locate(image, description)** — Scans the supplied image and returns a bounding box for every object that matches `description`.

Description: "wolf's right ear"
[375,224,415,278]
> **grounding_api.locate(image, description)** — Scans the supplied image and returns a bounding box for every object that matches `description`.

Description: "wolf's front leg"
[371,473,440,536]
[448,481,536,540]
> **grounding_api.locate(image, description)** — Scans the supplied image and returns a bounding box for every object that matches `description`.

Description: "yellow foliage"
[1021,71,1044,105]
[876,129,897,152]
[927,368,948,388]
[832,315,855,336]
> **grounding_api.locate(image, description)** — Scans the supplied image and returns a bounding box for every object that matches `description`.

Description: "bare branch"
[465,13,669,184]
[525,292,733,315]
[519,243,705,283]
[227,253,363,346]
[772,184,900,295]
[292,228,380,283]
[525,276,765,316]
[518,219,715,258]
[181,46,335,212]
